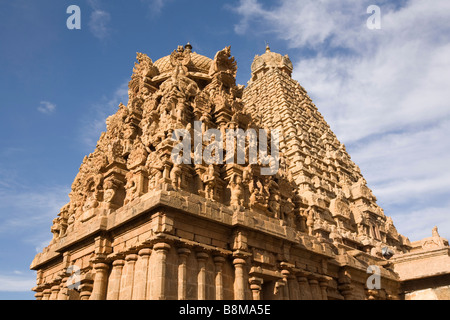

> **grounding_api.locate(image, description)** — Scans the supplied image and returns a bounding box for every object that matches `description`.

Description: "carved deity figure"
[124,171,139,205]
[170,163,182,190]
[102,177,123,209]
[82,193,99,212]
[228,173,244,207]
[267,179,281,218]
[175,100,188,123]
[146,152,164,190]
[82,176,102,212]
[202,165,216,200]
[306,208,315,236]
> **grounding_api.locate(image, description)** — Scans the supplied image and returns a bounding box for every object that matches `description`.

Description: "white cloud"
[89,10,111,40]
[0,180,70,242]
[233,0,450,241]
[80,80,129,149]
[140,0,167,15]
[393,205,450,242]
[349,119,450,204]
[87,0,111,40]
[0,273,36,292]
[37,101,56,114]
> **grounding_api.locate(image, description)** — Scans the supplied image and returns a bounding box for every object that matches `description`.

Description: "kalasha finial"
[185,42,192,52]
[265,41,270,52]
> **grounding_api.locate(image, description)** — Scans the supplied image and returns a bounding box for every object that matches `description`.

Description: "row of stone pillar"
[98,241,231,300]
[35,243,328,300]
[249,270,329,300]
[36,278,93,300]
[35,241,236,300]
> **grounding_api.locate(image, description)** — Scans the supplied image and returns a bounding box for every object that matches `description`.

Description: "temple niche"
[30,43,450,301]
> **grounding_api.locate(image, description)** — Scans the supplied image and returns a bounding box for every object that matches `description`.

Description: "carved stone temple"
[30,44,450,300]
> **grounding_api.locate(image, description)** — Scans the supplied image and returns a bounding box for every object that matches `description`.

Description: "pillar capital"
[93,262,110,270]
[42,288,51,300]
[233,258,247,266]
[79,282,93,300]
[213,255,226,265]
[34,291,44,300]
[50,285,60,300]
[196,251,209,261]
[138,248,152,256]
[177,247,191,257]
[249,277,264,300]
[112,259,126,267]
[281,269,290,277]
[153,242,171,252]
[319,275,331,286]
[249,276,264,286]
[125,253,139,262]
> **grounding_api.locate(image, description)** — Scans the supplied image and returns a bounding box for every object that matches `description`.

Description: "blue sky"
[0,0,449,299]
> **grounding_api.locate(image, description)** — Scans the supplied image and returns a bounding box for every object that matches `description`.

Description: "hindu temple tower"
[30,44,450,300]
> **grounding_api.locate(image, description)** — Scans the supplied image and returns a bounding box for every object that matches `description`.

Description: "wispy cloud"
[140,0,169,16]
[79,80,129,149]
[0,172,70,247]
[392,204,450,242]
[87,0,111,40]
[37,101,55,114]
[0,272,36,292]
[232,0,450,241]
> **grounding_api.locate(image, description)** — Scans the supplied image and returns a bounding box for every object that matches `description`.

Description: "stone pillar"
[152,242,171,300]
[57,276,69,300]
[338,269,353,300]
[249,277,264,300]
[177,248,191,300]
[196,251,209,300]
[79,282,93,300]
[213,256,226,300]
[319,276,330,301]
[50,285,60,300]
[133,248,152,300]
[34,291,44,300]
[308,273,322,300]
[121,254,138,300]
[339,284,353,300]
[281,269,290,300]
[288,275,300,300]
[106,259,125,300]
[297,271,313,300]
[233,257,247,300]
[90,262,110,300]
[41,288,51,300]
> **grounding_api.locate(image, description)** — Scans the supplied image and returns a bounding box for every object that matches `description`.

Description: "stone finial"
[250,44,293,78]
[432,226,440,238]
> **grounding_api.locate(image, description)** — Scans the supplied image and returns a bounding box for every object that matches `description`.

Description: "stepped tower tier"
[243,46,411,255]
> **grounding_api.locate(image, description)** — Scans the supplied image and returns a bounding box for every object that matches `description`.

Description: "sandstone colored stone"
[30,44,450,300]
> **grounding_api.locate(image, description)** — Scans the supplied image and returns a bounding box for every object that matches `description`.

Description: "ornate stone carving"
[33,44,442,302]
[228,173,244,207]
[209,46,237,77]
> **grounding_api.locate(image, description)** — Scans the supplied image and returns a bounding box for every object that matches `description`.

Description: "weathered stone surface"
[30,44,450,300]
